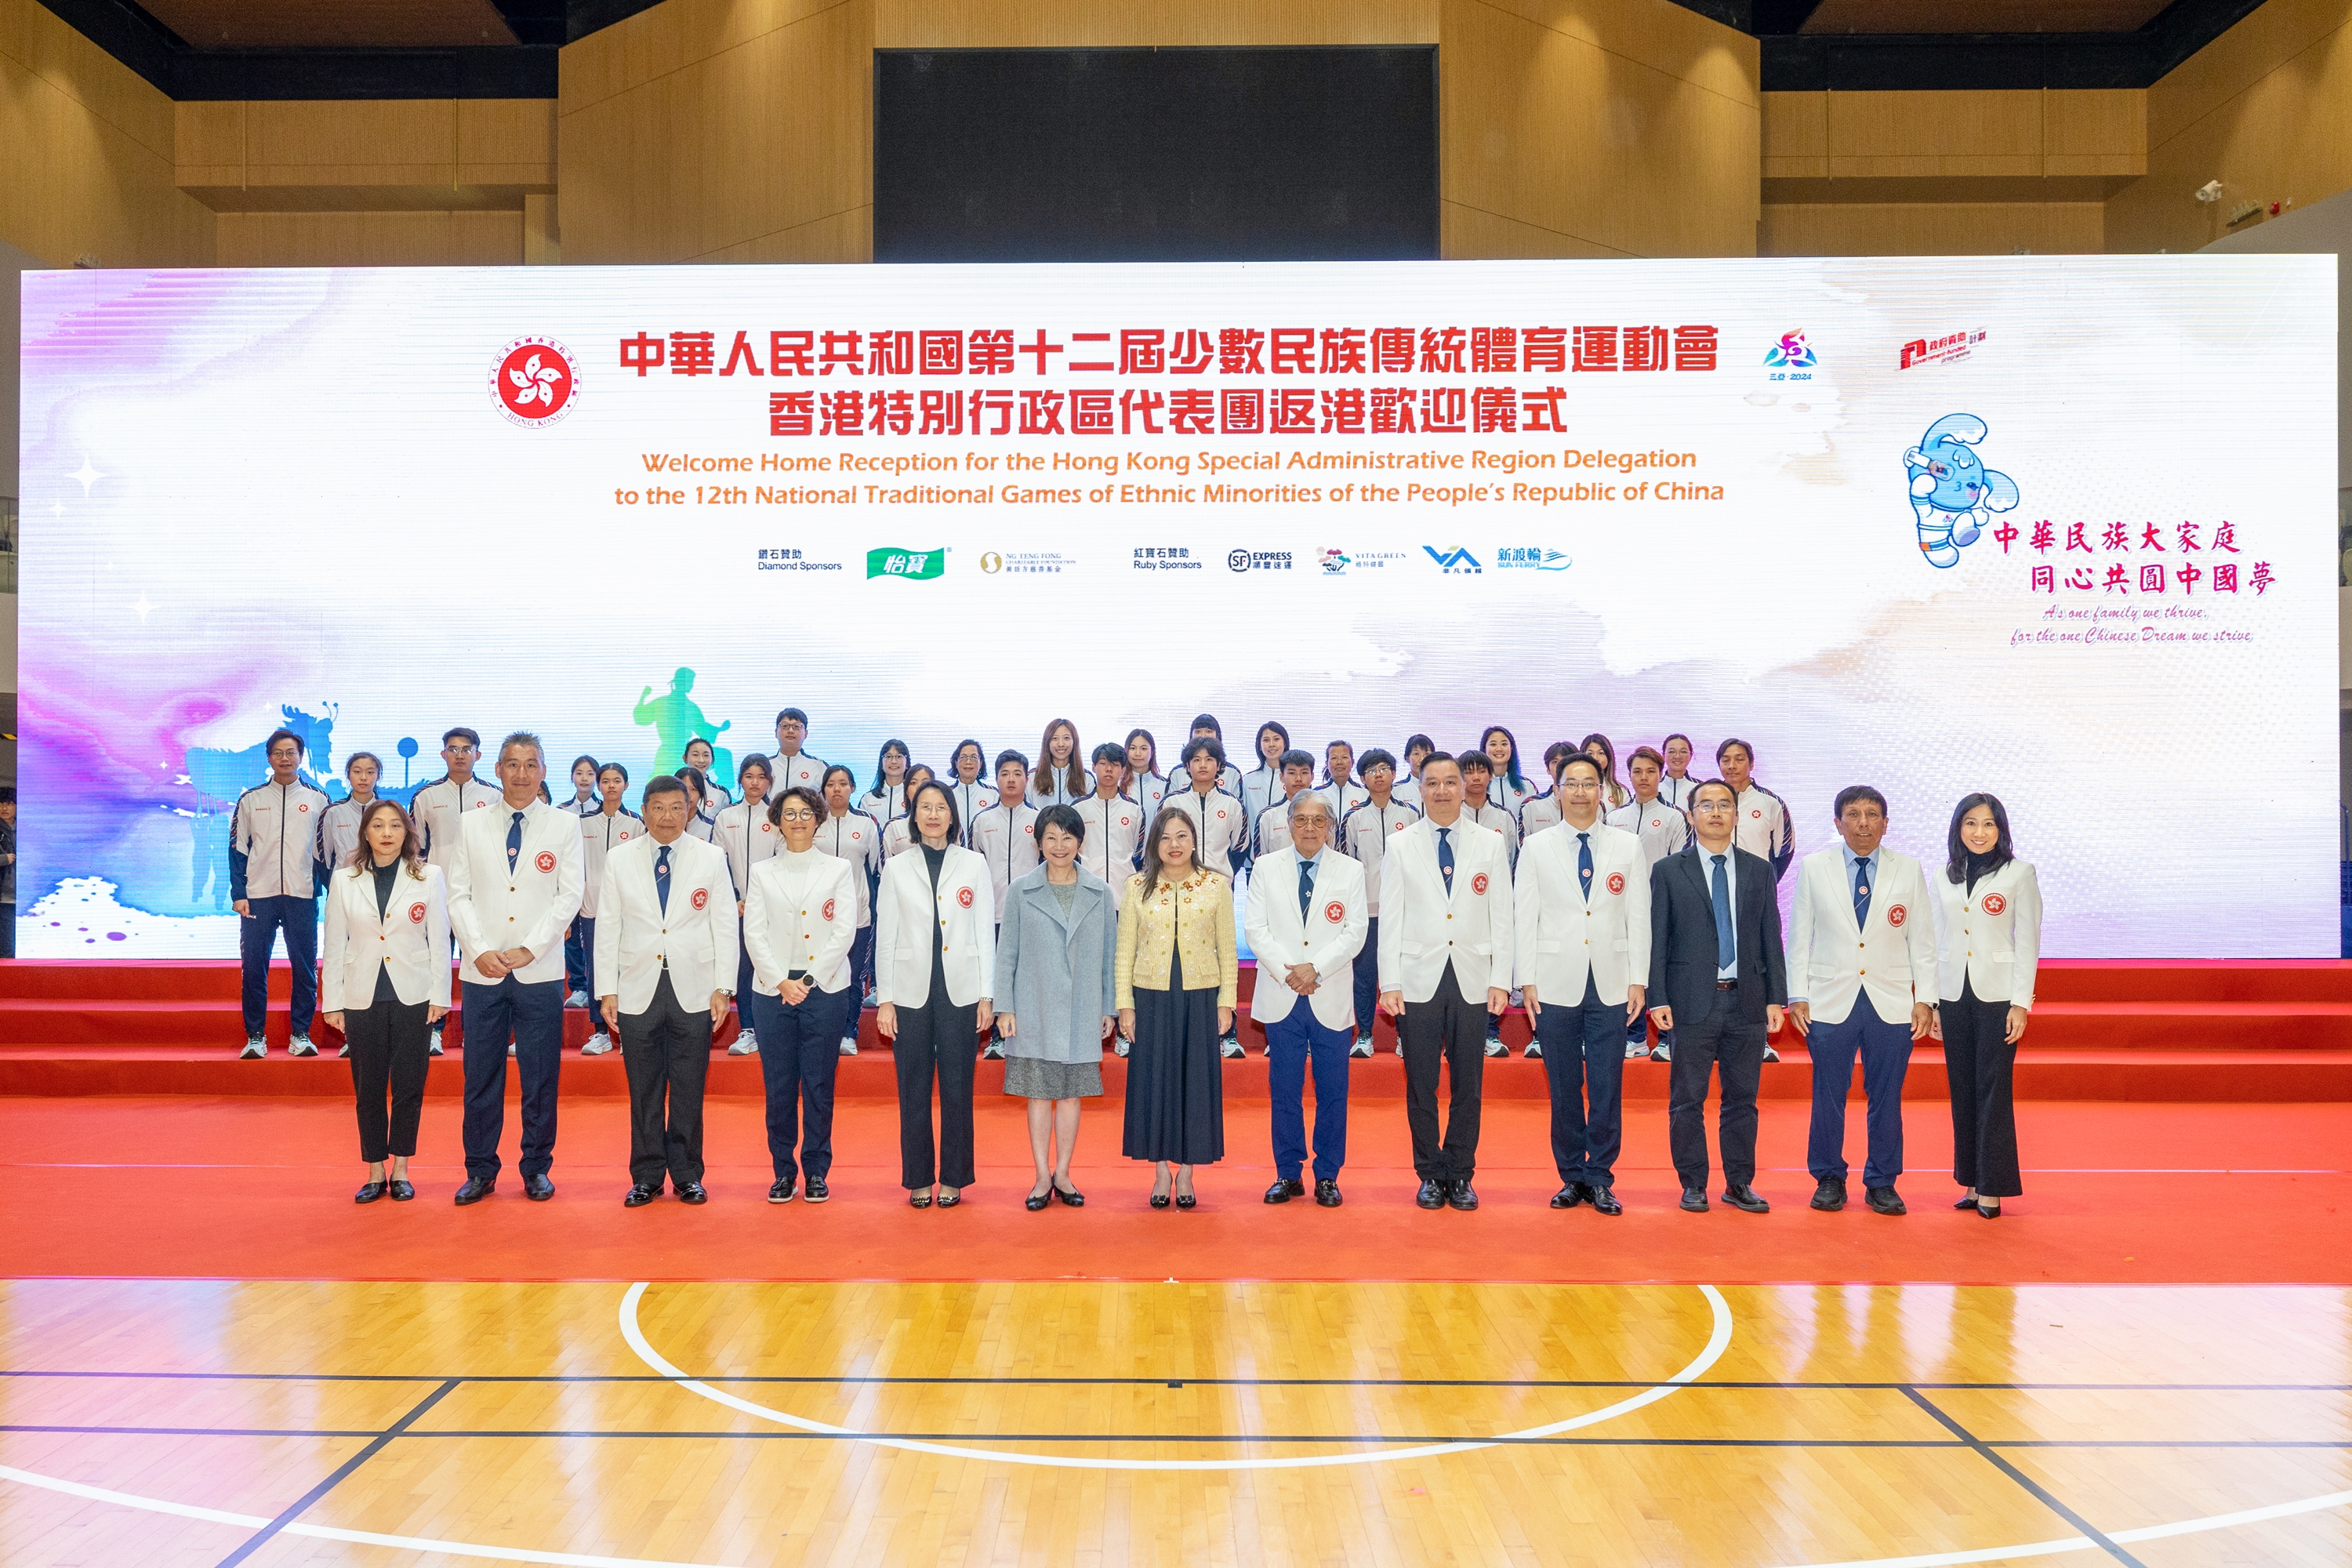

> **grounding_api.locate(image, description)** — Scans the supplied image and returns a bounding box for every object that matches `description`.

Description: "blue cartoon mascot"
[1905,413,2019,568]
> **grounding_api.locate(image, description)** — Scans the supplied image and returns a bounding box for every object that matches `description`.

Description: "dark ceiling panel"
[136,0,517,49]
[1801,0,2172,32]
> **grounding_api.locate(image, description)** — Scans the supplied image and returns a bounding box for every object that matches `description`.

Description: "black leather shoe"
[1976,1200,2000,1218]
[1811,1177,1847,1212]
[1550,1184,1584,1209]
[1051,1181,1082,1207]
[910,1189,934,1209]
[1174,1191,1196,1210]
[454,1176,495,1206]
[804,1178,829,1204]
[624,1184,659,1207]
[387,1180,415,1202]
[1954,1194,1981,1210]
[1149,1189,1171,1210]
[1314,1179,1341,1207]
[1722,1184,1770,1214]
[1865,1185,1907,1216]
[768,1179,796,1203]
[937,1188,962,1208]
[1415,1178,1446,1210]
[1679,1187,1708,1212]
[1446,1180,1479,1211]
[1025,1189,1051,1212]
[677,1182,708,1204]
[354,1180,387,1204]
[1588,1185,1623,1216]
[1264,1178,1305,1204]
[524,1174,555,1202]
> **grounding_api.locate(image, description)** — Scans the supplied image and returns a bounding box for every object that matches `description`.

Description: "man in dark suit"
[1647,778,1787,1214]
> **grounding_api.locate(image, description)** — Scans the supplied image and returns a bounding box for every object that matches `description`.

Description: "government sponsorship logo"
[1132,546,1201,571]
[1762,328,1816,383]
[981,550,1073,575]
[1900,328,1987,369]
[756,547,844,572]
[1495,546,1571,571]
[1422,545,1483,575]
[491,336,577,427]
[867,546,945,580]
[1228,548,1294,573]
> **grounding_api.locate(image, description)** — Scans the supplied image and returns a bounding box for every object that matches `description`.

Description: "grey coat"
[995,866,1117,1065]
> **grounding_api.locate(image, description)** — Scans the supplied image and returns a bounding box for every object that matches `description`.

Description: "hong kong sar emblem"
[493,336,579,427]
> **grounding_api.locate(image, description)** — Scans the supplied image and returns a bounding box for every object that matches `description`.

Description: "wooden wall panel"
[213,209,524,267]
[1762,89,2144,185]
[0,0,213,267]
[876,0,1437,47]
[174,98,555,211]
[1760,200,2103,256]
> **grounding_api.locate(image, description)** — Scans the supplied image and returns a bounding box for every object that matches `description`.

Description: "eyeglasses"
[777,810,817,822]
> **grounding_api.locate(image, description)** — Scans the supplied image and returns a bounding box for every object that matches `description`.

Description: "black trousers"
[239,892,318,1036]
[1399,966,1485,1183]
[751,984,851,1183]
[1668,982,1766,1192]
[893,993,978,1190]
[345,996,430,1161]
[1537,975,1628,1188]
[1941,983,2022,1197]
[619,971,711,1189]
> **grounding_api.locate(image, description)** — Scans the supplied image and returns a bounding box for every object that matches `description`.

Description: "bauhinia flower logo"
[492,336,579,427]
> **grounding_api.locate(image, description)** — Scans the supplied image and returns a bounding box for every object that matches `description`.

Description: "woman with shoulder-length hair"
[742,784,858,1203]
[1579,732,1631,811]
[996,803,1116,1209]
[1123,728,1170,819]
[714,754,778,1057]
[875,779,995,1207]
[321,798,448,1203]
[1115,804,1237,1209]
[1481,726,1536,821]
[862,739,913,824]
[1931,792,2042,1218]
[1035,719,1088,807]
[1240,720,1293,826]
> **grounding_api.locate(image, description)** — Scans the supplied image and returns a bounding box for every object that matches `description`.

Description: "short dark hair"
[673,764,707,800]
[738,753,772,786]
[265,727,305,758]
[1419,753,1462,782]
[597,761,630,786]
[952,739,985,773]
[994,749,1029,776]
[1359,747,1397,775]
[1664,732,1693,751]
[1454,749,1492,775]
[822,764,857,793]
[767,784,826,827]
[1403,734,1434,761]
[1034,802,1087,844]
[1834,784,1889,819]
[1689,778,1737,811]
[1715,737,1753,765]
[684,736,715,759]
[0,786,16,804]
[1091,742,1126,766]
[442,727,481,749]
[643,774,689,805]
[1555,752,1603,783]
[1190,713,1223,736]
[1181,736,1225,768]
[347,750,383,775]
[774,707,809,728]
[1627,746,1664,771]
[1276,749,1315,773]
[908,778,962,842]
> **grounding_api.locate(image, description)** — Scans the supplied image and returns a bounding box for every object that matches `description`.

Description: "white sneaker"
[1625,1040,1649,1060]
[1523,1040,1542,1060]
[1483,1038,1508,1058]
[1114,1040,1131,1058]
[839,1037,858,1056]
[1348,1038,1372,1058]
[1650,1044,1671,1064]
[564,989,590,1009]
[428,1033,445,1057]
[580,1033,613,1055]
[982,1040,1005,1060]
[239,1036,266,1059]
[1220,1037,1245,1059]
[288,1034,318,1058]
[728,1032,759,1056]
[507,1041,517,1057]
[1762,1044,1780,1063]
[1392,1040,1405,1057]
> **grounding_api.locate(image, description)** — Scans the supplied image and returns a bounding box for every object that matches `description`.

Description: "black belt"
[1715,978,1739,990]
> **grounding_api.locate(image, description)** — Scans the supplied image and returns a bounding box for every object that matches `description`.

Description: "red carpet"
[3,1094,2345,1286]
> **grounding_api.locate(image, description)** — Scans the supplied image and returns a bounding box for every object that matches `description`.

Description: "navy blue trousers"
[750,984,852,1184]
[1805,991,1914,1189]
[1350,916,1380,1037]
[1265,1006,1352,1182]
[460,975,564,1181]
[1537,976,1628,1188]
[239,892,318,1037]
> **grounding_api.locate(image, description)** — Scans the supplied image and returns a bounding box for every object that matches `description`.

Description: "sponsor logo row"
[786,545,1577,579]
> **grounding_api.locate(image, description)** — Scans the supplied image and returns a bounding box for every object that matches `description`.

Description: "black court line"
[9,1368,2351,1392]
[1900,1386,2150,1568]
[207,1378,458,1568]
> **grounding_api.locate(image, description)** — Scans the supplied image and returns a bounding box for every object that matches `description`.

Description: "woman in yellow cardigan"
[1116,805,1239,1209]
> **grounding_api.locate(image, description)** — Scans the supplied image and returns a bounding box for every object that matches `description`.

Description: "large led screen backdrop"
[16,258,2339,957]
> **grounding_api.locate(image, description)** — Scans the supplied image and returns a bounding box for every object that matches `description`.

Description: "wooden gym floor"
[2,1277,2347,1567]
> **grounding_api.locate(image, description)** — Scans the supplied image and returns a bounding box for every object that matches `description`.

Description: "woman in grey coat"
[995,804,1117,1210]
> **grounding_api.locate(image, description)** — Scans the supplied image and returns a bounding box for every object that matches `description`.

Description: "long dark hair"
[1125,727,1161,778]
[907,778,962,846]
[1138,804,1207,898]
[1039,717,1086,798]
[1945,793,2016,884]
[347,799,426,880]
[870,739,910,795]
[1481,725,1526,792]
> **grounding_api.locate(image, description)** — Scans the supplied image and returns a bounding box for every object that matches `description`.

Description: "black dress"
[1121,943,1225,1165]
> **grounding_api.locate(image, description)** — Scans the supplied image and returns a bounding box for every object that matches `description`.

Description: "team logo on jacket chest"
[1323,900,1345,924]
[296,802,310,813]
[493,336,579,427]
[822,898,837,920]
[407,902,427,924]
[957,887,975,908]
[1980,893,2006,916]
[691,887,710,910]
[1606,873,1626,895]
[534,850,557,873]
[1471,873,1490,895]
[1886,904,1907,927]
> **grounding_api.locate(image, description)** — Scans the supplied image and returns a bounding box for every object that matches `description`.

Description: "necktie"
[1577,831,1594,902]
[655,844,671,913]
[1711,853,1736,971]
[506,810,523,872]
[1297,856,1316,920]
[1436,826,1454,892]
[1853,855,1873,928]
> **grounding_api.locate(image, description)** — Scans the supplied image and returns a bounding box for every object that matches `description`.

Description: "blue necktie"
[1711,853,1736,971]
[1577,831,1594,902]
[1297,855,1316,920]
[506,810,523,872]
[1437,826,1454,892]
[1853,855,1873,928]
[655,844,671,913]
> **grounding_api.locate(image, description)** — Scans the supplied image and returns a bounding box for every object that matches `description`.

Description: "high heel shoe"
[1149,1186,1172,1210]
[1052,1181,1085,1208]
[1025,1188,1051,1212]
[937,1188,962,1209]
[909,1189,934,1209]
[1976,1200,2001,1218]
[1174,1192,1196,1210]
[1952,1195,1980,1210]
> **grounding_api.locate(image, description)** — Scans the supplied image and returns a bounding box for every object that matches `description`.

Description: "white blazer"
[448,799,584,985]
[1785,845,1940,1026]
[1512,819,1651,1007]
[874,842,996,1008]
[1375,815,1515,1004]
[591,832,740,1014]
[1245,848,1370,1031]
[321,862,452,1013]
[742,849,858,996]
[1930,858,2042,1007]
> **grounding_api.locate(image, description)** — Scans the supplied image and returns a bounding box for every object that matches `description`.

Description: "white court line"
[1775,1486,2352,1568]
[619,1279,1735,1472]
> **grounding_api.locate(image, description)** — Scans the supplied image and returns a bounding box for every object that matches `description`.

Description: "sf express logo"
[533,850,557,873]
[1606,873,1626,895]
[492,336,579,428]
[406,902,427,925]
[691,887,710,910]
[1323,900,1346,924]
[1981,893,2007,915]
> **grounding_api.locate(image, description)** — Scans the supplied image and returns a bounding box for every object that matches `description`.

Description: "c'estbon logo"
[868,546,946,580]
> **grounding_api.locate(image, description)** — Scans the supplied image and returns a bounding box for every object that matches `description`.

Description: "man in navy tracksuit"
[230,728,332,1058]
